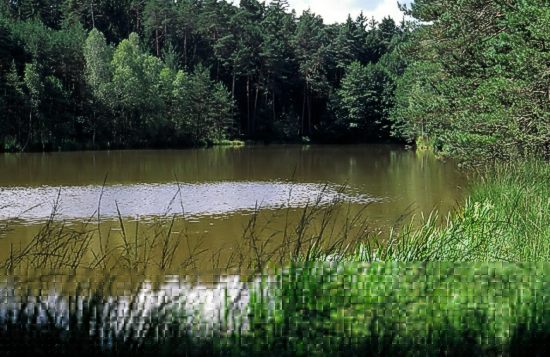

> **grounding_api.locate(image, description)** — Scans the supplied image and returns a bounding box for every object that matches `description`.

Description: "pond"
[0,145,468,276]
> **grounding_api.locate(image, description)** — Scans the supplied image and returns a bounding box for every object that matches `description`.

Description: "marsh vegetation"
[1,0,549,354]
[1,159,549,354]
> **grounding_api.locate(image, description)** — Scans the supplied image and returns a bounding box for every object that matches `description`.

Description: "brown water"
[0,145,468,275]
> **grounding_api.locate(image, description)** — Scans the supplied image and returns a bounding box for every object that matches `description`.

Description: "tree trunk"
[91,1,95,28]
[41,123,45,151]
[231,70,237,133]
[272,91,276,125]
[164,15,167,41]
[253,85,259,136]
[92,110,96,148]
[196,112,201,144]
[231,71,236,100]
[246,76,251,136]
[23,111,32,152]
[184,31,188,67]
[17,111,21,146]
[155,27,160,57]
[301,87,306,137]
[307,95,312,136]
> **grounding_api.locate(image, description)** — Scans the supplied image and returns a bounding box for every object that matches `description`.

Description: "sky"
[231,0,413,24]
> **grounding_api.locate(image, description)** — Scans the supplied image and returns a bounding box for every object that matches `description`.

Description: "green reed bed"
[244,262,550,356]
[234,160,550,355]
[2,262,550,355]
[351,161,550,263]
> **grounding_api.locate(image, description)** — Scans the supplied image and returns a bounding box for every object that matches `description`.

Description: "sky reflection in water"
[0,181,376,223]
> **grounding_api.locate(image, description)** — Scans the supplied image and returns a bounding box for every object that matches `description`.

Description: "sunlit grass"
[246,262,550,355]
[1,160,549,354]
[348,161,550,263]
[2,262,550,355]
[212,139,246,147]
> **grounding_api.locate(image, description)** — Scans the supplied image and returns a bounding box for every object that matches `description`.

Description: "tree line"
[0,0,405,151]
[391,0,549,162]
[2,0,545,162]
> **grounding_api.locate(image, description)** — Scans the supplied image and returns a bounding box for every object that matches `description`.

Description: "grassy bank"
[238,161,550,354]
[352,161,550,263]
[1,161,549,354]
[212,139,246,147]
[1,263,550,355]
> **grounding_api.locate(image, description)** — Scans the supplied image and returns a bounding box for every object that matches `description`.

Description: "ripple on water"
[0,182,378,224]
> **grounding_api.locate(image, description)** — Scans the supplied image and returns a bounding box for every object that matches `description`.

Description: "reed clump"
[350,161,550,263]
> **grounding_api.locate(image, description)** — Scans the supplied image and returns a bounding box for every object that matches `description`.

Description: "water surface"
[0,145,468,273]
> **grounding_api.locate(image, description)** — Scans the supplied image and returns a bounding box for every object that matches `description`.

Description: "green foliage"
[84,28,111,102]
[356,161,550,263]
[245,261,550,355]
[89,31,235,147]
[172,64,235,145]
[22,62,43,149]
[332,61,393,140]
[5,263,550,354]
[144,0,178,57]
[1,0,547,159]
[0,0,405,151]
[0,15,87,151]
[2,61,25,149]
[391,0,550,163]
[293,10,329,136]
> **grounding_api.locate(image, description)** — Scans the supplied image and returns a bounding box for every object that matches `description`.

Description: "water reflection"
[0,145,468,275]
[0,182,375,223]
[0,274,257,337]
[0,145,467,222]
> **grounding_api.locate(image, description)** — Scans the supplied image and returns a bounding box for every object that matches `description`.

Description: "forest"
[1,1,548,163]
[0,0,405,151]
[393,0,549,163]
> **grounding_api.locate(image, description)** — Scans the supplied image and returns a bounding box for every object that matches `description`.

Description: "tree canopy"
[391,0,550,162]
[2,0,545,163]
[0,0,404,151]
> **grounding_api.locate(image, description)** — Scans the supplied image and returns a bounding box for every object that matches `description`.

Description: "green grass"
[349,161,550,263]
[245,262,550,356]
[1,160,549,354]
[2,263,550,355]
[238,160,550,354]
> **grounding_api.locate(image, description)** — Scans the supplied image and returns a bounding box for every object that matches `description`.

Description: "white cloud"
[230,0,409,24]
[284,0,405,24]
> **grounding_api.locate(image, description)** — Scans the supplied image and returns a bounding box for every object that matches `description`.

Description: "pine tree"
[22,62,44,150]
[3,61,26,149]
[144,0,176,57]
[294,10,329,136]
[84,28,112,145]
[173,0,199,68]
[260,0,296,130]
[335,61,390,140]
[233,0,263,135]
